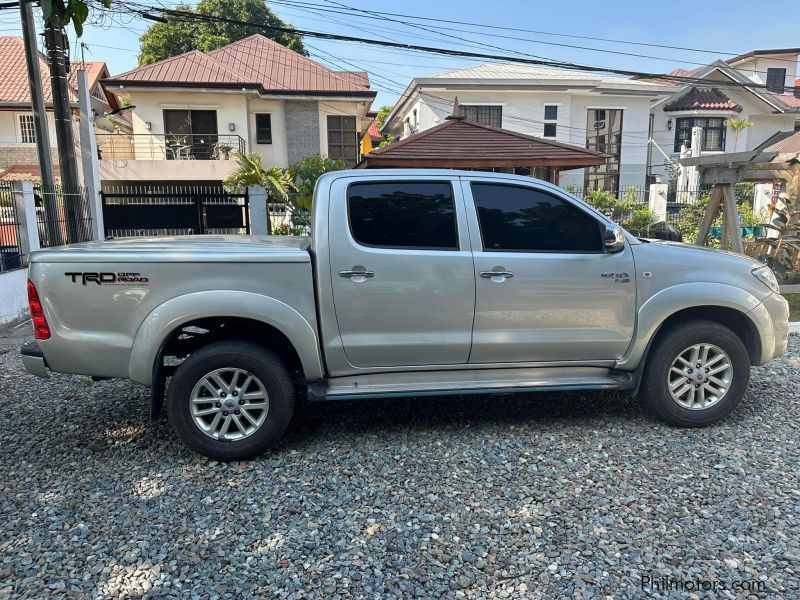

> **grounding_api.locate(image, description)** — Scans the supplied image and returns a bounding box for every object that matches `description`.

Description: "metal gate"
[101,184,250,238]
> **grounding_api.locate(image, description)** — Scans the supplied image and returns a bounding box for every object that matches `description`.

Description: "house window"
[585,109,623,192]
[163,109,218,159]
[460,105,502,128]
[347,181,458,250]
[327,115,359,167]
[795,120,800,132]
[18,114,36,144]
[673,117,726,152]
[543,105,558,137]
[766,68,786,94]
[255,114,272,144]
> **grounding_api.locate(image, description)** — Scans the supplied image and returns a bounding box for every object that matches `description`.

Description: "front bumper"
[20,341,50,378]
[749,292,790,365]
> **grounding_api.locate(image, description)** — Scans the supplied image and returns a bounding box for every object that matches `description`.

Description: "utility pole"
[18,0,62,246]
[44,23,83,243]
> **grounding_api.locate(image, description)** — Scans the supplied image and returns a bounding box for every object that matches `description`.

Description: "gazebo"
[357,102,607,185]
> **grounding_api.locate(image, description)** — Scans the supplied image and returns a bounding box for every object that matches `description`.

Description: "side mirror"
[604,224,625,253]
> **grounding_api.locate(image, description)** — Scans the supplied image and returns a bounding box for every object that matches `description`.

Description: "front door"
[328,178,475,369]
[464,180,636,363]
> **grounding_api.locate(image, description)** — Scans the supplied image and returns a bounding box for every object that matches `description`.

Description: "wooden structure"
[679,129,800,254]
[357,100,607,184]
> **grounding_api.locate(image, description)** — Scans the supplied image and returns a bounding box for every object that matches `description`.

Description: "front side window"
[471,183,603,252]
[327,115,359,167]
[674,117,726,152]
[18,114,36,144]
[255,114,272,144]
[460,105,502,128]
[347,181,458,250]
[766,68,786,94]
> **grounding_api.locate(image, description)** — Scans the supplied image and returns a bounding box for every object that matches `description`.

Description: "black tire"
[166,341,295,460]
[640,320,750,427]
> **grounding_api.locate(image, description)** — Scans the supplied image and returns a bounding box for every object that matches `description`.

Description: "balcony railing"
[96,133,246,161]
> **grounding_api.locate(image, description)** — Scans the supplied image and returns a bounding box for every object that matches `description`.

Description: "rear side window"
[471,183,602,252]
[347,181,458,250]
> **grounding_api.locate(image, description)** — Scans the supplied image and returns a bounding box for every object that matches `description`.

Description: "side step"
[309,367,634,401]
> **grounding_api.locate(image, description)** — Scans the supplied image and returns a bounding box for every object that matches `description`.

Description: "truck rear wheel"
[640,320,750,427]
[166,341,295,460]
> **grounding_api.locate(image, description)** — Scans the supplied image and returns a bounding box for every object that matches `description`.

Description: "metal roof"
[663,87,741,112]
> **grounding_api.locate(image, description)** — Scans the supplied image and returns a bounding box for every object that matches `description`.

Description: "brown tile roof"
[663,87,741,112]
[756,130,800,155]
[359,118,607,169]
[0,164,60,181]
[0,37,113,107]
[107,34,374,97]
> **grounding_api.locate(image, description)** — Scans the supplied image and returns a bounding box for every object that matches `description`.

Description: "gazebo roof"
[357,118,607,169]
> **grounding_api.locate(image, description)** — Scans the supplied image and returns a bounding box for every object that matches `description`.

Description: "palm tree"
[724,118,753,152]
[223,152,293,201]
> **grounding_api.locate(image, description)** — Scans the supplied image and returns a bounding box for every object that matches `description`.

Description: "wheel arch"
[129,290,324,386]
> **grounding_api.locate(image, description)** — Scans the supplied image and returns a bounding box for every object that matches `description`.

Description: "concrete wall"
[0,267,29,328]
[404,89,654,189]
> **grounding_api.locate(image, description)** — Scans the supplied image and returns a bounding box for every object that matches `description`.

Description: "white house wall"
[246,98,288,167]
[407,89,654,189]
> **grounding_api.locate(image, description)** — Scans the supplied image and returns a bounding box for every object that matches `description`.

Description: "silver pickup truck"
[21,170,789,459]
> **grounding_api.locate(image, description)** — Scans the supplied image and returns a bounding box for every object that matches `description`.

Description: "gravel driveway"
[1,323,799,599]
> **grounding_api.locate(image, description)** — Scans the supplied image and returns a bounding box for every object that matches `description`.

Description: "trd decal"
[65,272,149,286]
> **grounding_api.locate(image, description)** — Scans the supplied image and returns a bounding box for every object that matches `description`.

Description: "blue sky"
[1,0,798,108]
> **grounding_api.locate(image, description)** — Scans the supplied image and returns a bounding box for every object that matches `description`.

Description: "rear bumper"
[20,342,50,378]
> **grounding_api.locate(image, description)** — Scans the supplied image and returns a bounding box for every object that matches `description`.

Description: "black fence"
[101,184,250,238]
[0,181,23,272]
[34,183,94,248]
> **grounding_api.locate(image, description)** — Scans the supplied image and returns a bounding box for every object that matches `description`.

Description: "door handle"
[480,270,515,282]
[339,269,375,280]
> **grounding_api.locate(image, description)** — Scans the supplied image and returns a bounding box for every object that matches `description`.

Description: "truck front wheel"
[166,341,295,460]
[640,320,750,427]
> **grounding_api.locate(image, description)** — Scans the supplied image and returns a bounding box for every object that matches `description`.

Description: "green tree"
[724,118,754,152]
[138,0,306,66]
[42,0,112,37]
[223,152,293,201]
[286,155,346,225]
[374,104,397,148]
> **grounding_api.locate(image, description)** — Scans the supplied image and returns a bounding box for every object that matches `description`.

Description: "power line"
[102,1,800,95]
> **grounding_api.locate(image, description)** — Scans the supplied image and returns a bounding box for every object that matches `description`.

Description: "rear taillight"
[27,280,50,340]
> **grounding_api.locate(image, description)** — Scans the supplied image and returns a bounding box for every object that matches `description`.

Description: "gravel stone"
[1,323,799,598]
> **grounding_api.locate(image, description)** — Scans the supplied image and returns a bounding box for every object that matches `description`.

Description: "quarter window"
[460,105,502,128]
[255,114,272,144]
[347,181,458,250]
[18,114,36,144]
[471,183,603,252]
[327,115,359,166]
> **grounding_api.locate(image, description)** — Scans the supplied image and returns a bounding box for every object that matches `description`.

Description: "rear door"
[327,176,475,369]
[463,179,636,363]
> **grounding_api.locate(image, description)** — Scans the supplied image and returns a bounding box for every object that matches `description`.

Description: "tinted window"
[348,182,458,250]
[255,114,272,144]
[471,183,602,252]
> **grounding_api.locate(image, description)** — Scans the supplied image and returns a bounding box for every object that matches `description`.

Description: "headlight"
[752,265,779,293]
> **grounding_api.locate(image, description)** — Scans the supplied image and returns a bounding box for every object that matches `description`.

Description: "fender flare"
[128,290,324,386]
[618,282,763,370]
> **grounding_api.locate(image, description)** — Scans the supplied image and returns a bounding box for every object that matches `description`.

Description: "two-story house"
[99,34,376,187]
[648,48,800,184]
[0,36,125,181]
[382,64,673,191]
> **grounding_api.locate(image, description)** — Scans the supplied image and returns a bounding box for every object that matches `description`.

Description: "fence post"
[247,186,269,235]
[648,183,668,222]
[11,180,39,262]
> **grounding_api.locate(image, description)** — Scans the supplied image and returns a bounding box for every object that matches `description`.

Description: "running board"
[308,367,634,401]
